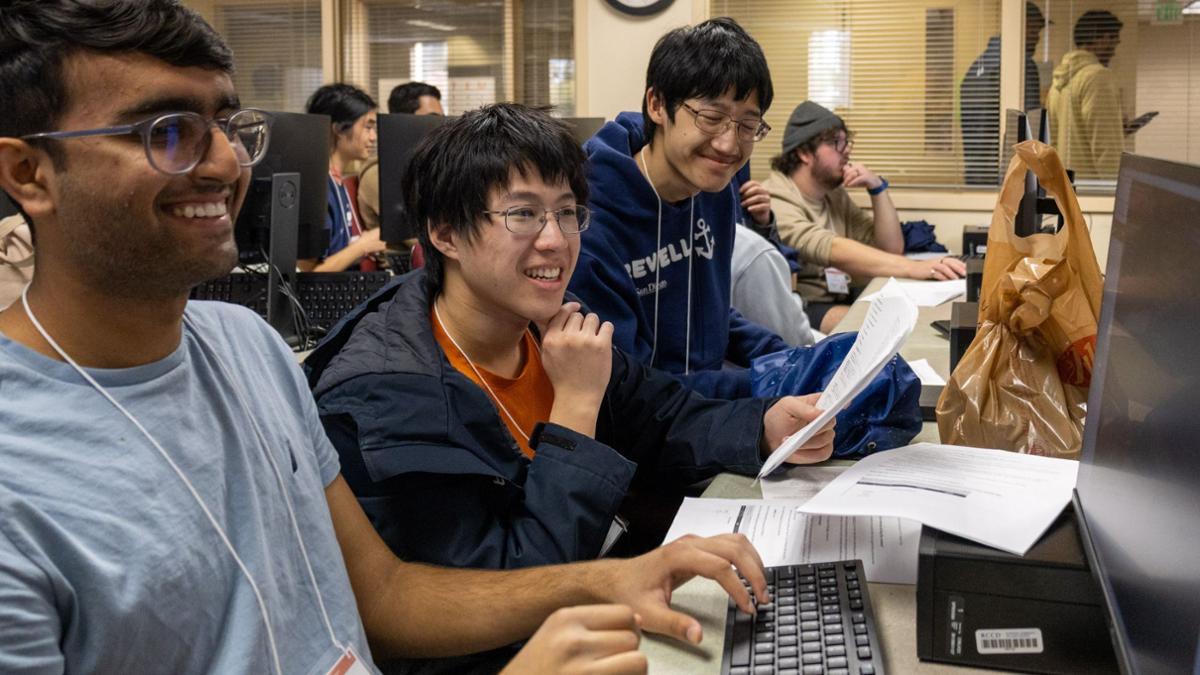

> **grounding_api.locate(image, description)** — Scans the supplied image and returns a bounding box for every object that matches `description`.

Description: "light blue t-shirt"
[0,302,377,674]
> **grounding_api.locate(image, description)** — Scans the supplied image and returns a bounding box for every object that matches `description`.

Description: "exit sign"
[1154,0,1183,24]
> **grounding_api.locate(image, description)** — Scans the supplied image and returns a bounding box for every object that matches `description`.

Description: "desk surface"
[642,278,991,673]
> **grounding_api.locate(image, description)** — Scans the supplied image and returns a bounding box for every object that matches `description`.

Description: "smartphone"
[1125,111,1159,135]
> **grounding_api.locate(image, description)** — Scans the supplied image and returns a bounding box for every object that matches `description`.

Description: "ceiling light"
[406,19,456,31]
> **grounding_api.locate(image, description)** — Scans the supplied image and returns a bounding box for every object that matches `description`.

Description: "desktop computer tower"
[965,257,985,303]
[916,508,1118,674]
[962,225,989,257]
[948,301,978,373]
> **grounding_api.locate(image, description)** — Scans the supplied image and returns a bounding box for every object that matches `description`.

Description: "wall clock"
[604,0,675,17]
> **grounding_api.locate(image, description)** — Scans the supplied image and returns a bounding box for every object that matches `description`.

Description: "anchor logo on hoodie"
[623,217,716,280]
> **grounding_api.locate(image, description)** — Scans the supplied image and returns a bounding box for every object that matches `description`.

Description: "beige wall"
[573,0,707,121]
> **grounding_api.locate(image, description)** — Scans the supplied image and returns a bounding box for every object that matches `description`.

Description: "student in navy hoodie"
[570,18,789,400]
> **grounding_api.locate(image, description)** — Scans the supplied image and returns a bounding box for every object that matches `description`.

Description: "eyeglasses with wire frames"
[679,103,771,143]
[482,204,591,236]
[21,109,273,176]
[825,133,854,155]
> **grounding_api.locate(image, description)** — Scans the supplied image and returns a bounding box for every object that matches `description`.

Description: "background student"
[302,82,387,272]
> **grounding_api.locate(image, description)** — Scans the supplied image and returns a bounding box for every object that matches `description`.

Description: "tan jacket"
[356,159,382,231]
[763,170,875,303]
[1047,50,1124,180]
[0,214,34,310]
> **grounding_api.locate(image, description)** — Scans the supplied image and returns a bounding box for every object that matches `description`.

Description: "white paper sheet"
[798,443,1080,556]
[664,498,921,584]
[858,278,966,307]
[758,281,918,479]
[907,358,946,386]
[759,465,848,501]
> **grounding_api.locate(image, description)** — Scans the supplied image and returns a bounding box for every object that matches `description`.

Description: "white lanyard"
[20,285,345,675]
[433,299,534,442]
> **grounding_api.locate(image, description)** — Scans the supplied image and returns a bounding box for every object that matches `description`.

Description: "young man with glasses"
[305,104,835,600]
[568,18,794,400]
[765,101,967,334]
[0,3,822,673]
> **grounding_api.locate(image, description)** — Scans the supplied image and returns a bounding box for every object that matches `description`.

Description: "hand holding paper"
[758,280,919,479]
[761,393,836,464]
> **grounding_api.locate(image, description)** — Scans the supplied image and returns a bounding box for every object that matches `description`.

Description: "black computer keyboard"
[295,271,391,327]
[722,560,885,675]
[191,270,392,331]
[190,273,269,315]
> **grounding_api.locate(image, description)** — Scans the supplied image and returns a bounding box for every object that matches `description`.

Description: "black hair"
[0,0,232,145]
[1026,1,1045,26]
[641,17,773,141]
[1074,10,1122,47]
[387,82,442,114]
[306,83,377,133]
[769,125,850,175]
[406,104,589,297]
[0,0,233,230]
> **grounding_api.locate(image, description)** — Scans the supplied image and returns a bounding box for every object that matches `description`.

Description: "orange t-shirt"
[432,309,555,458]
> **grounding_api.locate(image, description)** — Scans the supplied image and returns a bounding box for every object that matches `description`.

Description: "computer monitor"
[1075,153,1200,674]
[235,111,329,263]
[0,191,17,220]
[377,112,451,244]
[560,116,605,145]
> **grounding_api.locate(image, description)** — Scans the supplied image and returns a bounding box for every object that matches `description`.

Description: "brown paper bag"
[0,214,34,310]
[936,141,1104,458]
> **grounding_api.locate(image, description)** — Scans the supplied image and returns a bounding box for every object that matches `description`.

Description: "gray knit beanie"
[781,101,844,156]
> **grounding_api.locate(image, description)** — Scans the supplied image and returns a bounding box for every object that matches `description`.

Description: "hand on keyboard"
[594,533,768,646]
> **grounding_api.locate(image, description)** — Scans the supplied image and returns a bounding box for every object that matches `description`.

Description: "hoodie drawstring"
[639,148,695,375]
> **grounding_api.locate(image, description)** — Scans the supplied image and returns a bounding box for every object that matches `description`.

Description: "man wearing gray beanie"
[763,101,965,332]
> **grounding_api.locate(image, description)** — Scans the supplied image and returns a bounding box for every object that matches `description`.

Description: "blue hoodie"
[570,112,789,399]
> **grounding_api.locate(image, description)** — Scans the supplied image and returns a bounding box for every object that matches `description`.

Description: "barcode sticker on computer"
[975,628,1044,654]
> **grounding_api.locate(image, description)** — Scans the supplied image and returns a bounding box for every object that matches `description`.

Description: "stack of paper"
[798,443,1079,556]
[758,279,919,479]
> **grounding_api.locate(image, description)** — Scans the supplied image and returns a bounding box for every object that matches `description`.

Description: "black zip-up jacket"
[305,270,770,570]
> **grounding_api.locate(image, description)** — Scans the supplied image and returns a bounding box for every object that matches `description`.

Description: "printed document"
[858,278,965,306]
[759,280,918,479]
[798,443,1079,555]
[665,498,921,584]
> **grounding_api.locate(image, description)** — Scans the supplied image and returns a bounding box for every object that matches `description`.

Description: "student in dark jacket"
[305,103,835,572]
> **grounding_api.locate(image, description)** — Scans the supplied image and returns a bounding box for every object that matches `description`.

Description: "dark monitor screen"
[377,113,451,244]
[0,191,17,219]
[1077,153,1200,674]
[560,117,605,146]
[235,111,329,262]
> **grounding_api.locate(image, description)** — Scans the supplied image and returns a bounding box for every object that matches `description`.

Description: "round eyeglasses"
[483,204,591,236]
[680,103,771,143]
[21,109,273,176]
[826,135,854,155]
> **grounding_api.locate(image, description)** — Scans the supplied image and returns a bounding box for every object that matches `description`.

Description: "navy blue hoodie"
[570,112,789,399]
